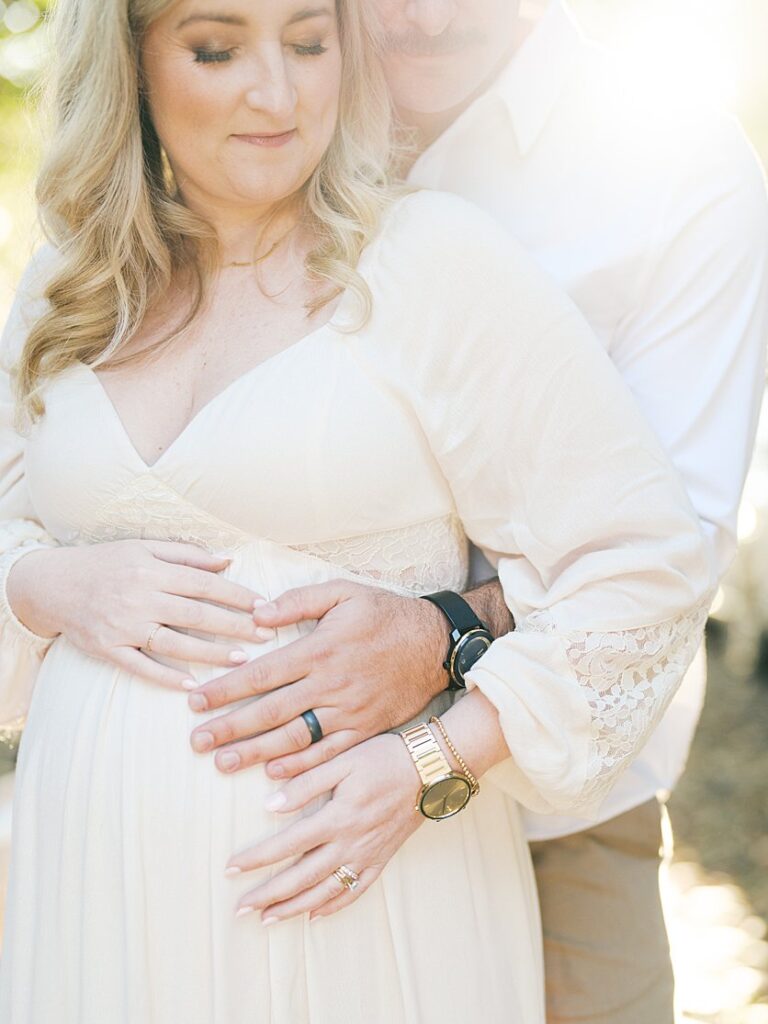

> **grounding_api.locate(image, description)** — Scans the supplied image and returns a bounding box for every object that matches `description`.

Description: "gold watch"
[400,722,473,821]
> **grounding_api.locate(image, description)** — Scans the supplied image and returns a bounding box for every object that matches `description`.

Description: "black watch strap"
[422,590,486,635]
[421,591,492,692]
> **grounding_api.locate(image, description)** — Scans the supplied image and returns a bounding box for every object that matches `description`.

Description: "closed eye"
[293,42,328,56]
[193,48,235,64]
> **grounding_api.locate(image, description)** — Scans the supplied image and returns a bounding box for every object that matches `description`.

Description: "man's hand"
[188,580,451,779]
[188,576,512,780]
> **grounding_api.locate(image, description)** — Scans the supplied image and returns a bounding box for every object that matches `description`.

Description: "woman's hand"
[6,540,271,689]
[226,733,424,924]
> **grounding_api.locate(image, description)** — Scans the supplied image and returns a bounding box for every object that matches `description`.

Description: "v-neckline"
[78,318,337,472]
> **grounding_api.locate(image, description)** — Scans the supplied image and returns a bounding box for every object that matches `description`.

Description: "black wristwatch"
[421,590,494,692]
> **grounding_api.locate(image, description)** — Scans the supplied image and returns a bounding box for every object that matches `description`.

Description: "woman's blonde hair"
[18,0,398,420]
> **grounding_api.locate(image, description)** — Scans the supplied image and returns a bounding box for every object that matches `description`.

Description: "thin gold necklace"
[222,236,285,270]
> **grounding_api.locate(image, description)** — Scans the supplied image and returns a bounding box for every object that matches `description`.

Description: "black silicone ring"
[301,709,324,745]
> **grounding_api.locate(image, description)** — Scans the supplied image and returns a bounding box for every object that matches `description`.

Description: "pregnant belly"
[11,543,390,892]
[16,622,308,895]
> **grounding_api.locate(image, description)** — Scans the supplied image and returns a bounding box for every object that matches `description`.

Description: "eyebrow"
[176,8,333,30]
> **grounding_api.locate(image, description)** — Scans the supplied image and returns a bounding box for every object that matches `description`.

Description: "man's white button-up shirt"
[408,0,768,840]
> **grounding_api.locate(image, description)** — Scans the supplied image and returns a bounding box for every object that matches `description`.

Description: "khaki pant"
[530,800,674,1024]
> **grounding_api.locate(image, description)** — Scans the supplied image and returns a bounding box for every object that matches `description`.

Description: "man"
[188,2,768,1020]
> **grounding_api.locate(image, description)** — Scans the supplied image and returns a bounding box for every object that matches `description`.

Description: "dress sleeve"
[0,248,59,729]
[359,193,715,816]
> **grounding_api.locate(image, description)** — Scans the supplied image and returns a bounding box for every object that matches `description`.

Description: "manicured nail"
[262,916,279,927]
[265,791,287,812]
[181,679,199,691]
[188,693,208,712]
[253,627,275,642]
[220,752,240,772]
[236,906,254,919]
[229,651,248,664]
[192,731,214,752]
[224,866,242,878]
[268,764,286,780]
[252,597,269,609]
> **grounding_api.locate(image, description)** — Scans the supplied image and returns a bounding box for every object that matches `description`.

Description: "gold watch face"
[420,775,472,820]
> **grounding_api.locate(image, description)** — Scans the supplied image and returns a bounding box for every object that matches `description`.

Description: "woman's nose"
[404,0,460,37]
[244,50,297,120]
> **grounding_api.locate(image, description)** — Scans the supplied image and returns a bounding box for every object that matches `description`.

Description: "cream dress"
[0,193,712,1024]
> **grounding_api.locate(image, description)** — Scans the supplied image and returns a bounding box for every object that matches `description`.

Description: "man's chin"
[388,78,482,120]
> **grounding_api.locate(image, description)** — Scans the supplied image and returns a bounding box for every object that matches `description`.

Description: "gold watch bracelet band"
[429,716,480,797]
[400,722,453,789]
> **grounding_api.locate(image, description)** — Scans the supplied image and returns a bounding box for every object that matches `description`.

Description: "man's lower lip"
[233,131,296,148]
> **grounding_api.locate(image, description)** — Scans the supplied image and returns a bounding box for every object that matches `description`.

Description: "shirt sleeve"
[610,113,768,579]
[358,193,716,815]
[0,249,60,729]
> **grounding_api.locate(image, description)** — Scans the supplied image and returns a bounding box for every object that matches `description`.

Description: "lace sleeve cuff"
[466,592,714,816]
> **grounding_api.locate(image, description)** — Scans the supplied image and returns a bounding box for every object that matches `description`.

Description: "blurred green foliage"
[0,0,48,93]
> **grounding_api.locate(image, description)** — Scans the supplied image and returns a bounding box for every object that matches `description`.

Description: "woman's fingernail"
[192,731,214,752]
[236,906,254,919]
[268,764,286,780]
[224,866,242,878]
[229,650,248,664]
[188,693,208,712]
[252,597,268,609]
[253,627,275,642]
[262,916,279,927]
[181,679,198,691]
[220,752,240,772]
[264,791,287,812]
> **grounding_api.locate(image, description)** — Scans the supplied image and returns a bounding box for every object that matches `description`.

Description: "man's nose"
[404,0,460,37]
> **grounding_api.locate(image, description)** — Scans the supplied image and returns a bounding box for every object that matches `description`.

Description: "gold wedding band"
[145,624,162,653]
[332,865,360,892]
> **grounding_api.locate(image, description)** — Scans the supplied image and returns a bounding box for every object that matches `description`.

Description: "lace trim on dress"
[70,475,254,552]
[71,475,469,596]
[289,514,469,596]
[520,592,714,807]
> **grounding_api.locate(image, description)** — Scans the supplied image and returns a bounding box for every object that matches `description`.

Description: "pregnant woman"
[0,1,712,1021]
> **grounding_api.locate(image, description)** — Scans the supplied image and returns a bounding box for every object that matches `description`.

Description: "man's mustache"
[382,28,486,58]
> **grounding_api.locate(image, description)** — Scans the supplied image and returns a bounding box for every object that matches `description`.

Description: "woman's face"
[141,1,342,216]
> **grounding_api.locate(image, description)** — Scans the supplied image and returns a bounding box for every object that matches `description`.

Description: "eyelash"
[193,43,328,64]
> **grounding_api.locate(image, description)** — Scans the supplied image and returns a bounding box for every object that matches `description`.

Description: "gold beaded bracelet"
[429,716,480,797]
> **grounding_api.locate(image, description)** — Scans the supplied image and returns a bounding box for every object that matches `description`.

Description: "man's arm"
[610,113,768,579]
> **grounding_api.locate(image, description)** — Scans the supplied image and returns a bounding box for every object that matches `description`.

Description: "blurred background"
[0,2,767,1020]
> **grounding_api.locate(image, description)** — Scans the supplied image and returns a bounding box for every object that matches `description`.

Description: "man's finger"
[188,635,315,711]
[190,682,315,753]
[251,580,354,628]
[209,711,338,771]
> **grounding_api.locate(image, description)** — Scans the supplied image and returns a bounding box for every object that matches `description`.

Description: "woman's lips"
[232,130,297,148]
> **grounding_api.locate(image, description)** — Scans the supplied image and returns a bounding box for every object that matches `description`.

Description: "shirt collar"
[490,1,586,156]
